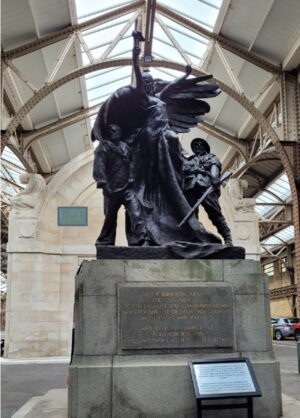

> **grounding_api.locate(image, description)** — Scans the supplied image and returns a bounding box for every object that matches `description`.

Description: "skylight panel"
[262,236,284,246]
[86,67,131,92]
[153,39,186,63]
[83,16,130,36]
[88,75,132,105]
[158,15,209,42]
[89,94,111,107]
[261,226,295,249]
[167,30,208,57]
[87,74,132,101]
[74,0,225,134]
[109,49,132,59]
[255,173,291,217]
[86,67,122,81]
[1,183,14,197]
[107,36,134,58]
[151,67,181,81]
[2,147,26,169]
[158,0,220,30]
[82,13,135,49]
[276,226,294,242]
[76,0,134,23]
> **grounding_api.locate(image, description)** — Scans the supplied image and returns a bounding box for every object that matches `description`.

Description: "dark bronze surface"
[92,31,242,258]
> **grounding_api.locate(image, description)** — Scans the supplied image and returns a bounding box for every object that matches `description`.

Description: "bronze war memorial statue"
[69,31,281,418]
[92,31,244,259]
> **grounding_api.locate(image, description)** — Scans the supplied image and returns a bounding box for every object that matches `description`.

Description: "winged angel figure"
[92,31,223,249]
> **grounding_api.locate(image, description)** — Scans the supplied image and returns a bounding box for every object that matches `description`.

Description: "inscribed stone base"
[68,259,282,418]
[69,353,281,418]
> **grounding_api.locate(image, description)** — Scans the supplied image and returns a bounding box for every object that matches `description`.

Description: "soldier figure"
[93,123,148,246]
[183,138,233,246]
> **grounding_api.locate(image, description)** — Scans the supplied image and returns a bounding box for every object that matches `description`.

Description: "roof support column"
[281,73,300,142]
[280,72,300,315]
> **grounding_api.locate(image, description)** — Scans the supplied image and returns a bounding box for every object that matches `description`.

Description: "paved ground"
[1,341,300,417]
[1,358,69,418]
[273,339,300,401]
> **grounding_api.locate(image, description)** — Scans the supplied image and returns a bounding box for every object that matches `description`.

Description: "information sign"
[189,358,261,399]
[189,358,261,418]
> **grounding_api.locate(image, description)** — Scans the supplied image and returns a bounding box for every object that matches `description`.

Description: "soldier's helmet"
[191,138,210,153]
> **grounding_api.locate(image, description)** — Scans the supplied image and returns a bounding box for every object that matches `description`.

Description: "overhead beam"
[283,32,300,71]
[144,0,156,62]
[3,59,38,93]
[1,0,144,60]
[98,8,143,62]
[156,15,192,65]
[76,32,94,64]
[215,42,244,94]
[1,176,24,190]
[256,202,291,206]
[198,121,247,159]
[260,222,292,241]
[23,109,100,152]
[1,158,27,174]
[22,104,101,140]
[156,3,281,74]
[247,166,268,181]
[44,34,76,84]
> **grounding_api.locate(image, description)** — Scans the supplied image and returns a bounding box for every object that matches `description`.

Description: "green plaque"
[58,207,88,226]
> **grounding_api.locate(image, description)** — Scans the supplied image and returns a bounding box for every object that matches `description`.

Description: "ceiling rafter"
[155,15,192,65]
[3,59,38,93]
[1,0,144,60]
[197,121,247,160]
[156,3,281,74]
[0,176,24,190]
[23,109,101,152]
[20,106,99,139]
[44,33,76,84]
[1,158,27,174]
[214,42,244,95]
[98,8,143,62]
[76,32,94,64]
[5,144,34,172]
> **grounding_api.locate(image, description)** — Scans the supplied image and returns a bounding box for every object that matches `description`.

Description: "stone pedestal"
[68,259,282,418]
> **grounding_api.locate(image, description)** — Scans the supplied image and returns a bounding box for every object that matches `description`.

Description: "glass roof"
[1,147,26,199]
[72,0,295,252]
[255,173,291,217]
[261,226,295,249]
[74,0,223,122]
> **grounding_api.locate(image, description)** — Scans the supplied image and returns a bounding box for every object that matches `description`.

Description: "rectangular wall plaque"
[57,207,88,226]
[119,284,233,350]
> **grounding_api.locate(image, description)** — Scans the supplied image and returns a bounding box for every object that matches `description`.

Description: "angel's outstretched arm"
[159,65,192,101]
[132,31,146,96]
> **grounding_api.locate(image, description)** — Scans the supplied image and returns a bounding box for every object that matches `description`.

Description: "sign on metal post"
[189,358,262,418]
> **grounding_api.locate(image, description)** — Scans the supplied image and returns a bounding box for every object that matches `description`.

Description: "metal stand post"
[297,342,300,374]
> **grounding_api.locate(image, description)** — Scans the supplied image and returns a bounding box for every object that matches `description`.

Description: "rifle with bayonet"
[177,171,233,228]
